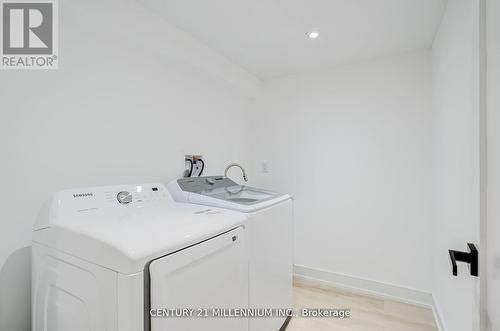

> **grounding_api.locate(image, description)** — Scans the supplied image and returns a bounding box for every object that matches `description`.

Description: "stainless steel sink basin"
[201,186,276,205]
[226,197,260,203]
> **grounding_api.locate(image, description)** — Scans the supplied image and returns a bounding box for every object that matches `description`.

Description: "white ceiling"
[138,0,447,80]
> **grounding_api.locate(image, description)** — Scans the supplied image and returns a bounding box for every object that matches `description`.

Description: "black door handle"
[449,243,478,277]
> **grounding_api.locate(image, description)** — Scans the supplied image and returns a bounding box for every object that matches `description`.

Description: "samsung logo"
[73,193,93,198]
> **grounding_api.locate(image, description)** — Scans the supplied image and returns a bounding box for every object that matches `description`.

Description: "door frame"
[478,0,488,330]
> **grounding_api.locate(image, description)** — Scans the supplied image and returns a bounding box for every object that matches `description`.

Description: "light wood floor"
[287,279,438,331]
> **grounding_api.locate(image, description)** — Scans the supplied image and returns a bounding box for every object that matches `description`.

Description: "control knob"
[117,191,132,204]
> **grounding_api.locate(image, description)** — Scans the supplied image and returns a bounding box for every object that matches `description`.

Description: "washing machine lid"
[167,176,291,212]
[33,183,246,274]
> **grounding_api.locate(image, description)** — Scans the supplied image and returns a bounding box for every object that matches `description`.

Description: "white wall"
[486,0,500,329]
[251,51,433,293]
[0,0,260,330]
[431,1,481,330]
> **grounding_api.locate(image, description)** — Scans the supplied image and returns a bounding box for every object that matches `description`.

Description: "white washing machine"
[32,183,249,331]
[167,176,293,331]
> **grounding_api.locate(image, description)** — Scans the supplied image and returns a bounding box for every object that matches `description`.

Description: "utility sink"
[201,186,276,205]
[172,176,289,211]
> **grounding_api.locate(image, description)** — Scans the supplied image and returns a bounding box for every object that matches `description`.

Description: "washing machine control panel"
[55,183,170,215]
[178,176,238,193]
[103,184,168,206]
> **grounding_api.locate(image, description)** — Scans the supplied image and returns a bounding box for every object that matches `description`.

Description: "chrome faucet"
[224,163,248,182]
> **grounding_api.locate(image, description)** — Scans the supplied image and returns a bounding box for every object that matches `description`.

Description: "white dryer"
[167,176,293,331]
[32,183,248,331]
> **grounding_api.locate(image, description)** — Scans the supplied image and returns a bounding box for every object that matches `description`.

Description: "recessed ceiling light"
[307,31,319,39]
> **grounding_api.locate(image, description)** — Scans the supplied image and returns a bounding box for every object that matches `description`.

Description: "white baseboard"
[431,300,448,331]
[293,265,447,331]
